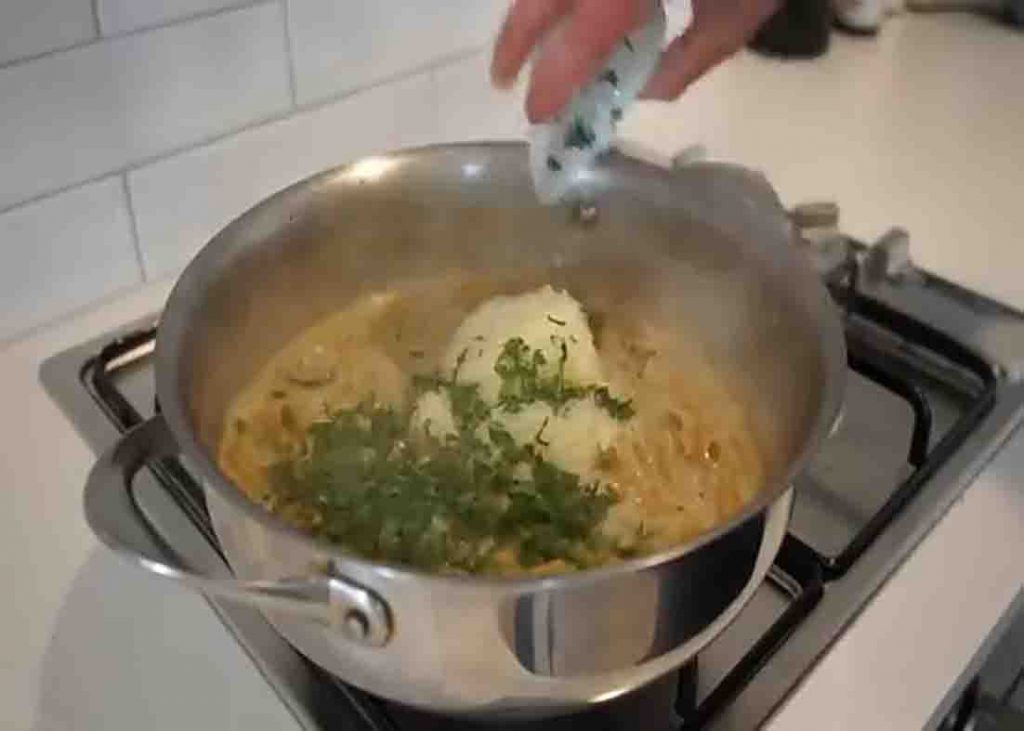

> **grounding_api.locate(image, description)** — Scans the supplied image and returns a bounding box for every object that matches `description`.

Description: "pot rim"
[155,141,846,592]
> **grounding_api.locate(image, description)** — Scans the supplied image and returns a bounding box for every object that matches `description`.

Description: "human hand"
[491,0,781,123]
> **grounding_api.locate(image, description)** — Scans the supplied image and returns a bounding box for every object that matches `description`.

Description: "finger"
[491,0,573,89]
[639,32,723,101]
[641,0,779,101]
[525,0,646,122]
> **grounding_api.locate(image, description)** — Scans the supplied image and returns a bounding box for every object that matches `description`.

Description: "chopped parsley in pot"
[265,335,628,573]
[218,283,765,577]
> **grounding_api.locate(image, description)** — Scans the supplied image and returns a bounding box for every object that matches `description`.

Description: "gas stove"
[41,204,1024,730]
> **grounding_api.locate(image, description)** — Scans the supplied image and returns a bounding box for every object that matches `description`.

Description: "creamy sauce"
[218,280,764,576]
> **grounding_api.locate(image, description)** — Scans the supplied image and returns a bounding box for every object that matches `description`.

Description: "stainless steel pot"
[84,143,845,716]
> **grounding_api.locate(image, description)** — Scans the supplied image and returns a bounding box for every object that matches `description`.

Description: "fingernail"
[525,99,551,125]
[490,62,515,90]
[492,74,515,91]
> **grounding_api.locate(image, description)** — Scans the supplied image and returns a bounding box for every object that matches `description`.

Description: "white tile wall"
[286,0,507,105]
[435,51,525,143]
[0,0,95,66]
[0,0,523,342]
[0,179,140,342]
[96,0,254,36]
[128,72,439,280]
[0,3,290,211]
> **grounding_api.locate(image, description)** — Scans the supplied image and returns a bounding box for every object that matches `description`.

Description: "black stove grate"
[679,535,823,730]
[847,350,933,469]
[809,290,997,580]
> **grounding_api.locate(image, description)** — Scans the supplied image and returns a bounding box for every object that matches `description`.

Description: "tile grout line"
[0,39,96,73]
[0,102,293,218]
[0,0,272,73]
[0,33,495,345]
[288,44,484,116]
[89,0,103,38]
[279,0,300,107]
[0,279,167,350]
[119,174,150,283]
[0,45,488,219]
[427,66,444,143]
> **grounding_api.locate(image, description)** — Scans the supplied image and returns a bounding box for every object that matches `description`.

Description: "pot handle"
[84,415,392,647]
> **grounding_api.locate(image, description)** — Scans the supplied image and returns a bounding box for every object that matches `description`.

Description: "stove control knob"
[789,201,848,277]
[790,201,839,232]
[865,227,913,282]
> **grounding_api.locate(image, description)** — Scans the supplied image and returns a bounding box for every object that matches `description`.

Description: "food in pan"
[219,282,763,576]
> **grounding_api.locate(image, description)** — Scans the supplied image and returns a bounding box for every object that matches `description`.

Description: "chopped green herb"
[610,107,623,122]
[547,315,567,327]
[448,382,490,434]
[600,69,619,87]
[267,393,616,572]
[546,155,563,172]
[488,423,517,453]
[412,372,447,395]
[593,386,635,421]
[494,337,559,413]
[452,347,469,382]
[535,417,551,447]
[623,37,634,51]
[492,337,633,421]
[262,332,634,573]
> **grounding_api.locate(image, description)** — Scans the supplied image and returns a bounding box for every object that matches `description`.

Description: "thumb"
[639,32,725,100]
[640,0,779,101]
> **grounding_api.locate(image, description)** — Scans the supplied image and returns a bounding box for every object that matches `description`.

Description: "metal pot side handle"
[83,415,392,647]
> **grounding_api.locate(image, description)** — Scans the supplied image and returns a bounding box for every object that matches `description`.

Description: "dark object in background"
[750,0,833,58]
[905,1,1024,28]
[1006,0,1024,25]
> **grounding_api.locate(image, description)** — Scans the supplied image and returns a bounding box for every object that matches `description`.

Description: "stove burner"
[800,291,997,579]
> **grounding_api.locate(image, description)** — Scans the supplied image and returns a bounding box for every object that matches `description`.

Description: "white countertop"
[3,14,1024,731]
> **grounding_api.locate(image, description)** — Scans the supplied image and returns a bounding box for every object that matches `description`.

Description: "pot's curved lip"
[156,141,846,593]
